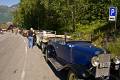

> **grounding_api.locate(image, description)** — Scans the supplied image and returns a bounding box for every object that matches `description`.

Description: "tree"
[13,0,120,33]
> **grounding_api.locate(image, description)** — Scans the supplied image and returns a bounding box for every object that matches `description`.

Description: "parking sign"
[109,7,117,21]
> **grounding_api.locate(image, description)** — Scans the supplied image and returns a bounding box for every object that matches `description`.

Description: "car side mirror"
[66,44,74,48]
[61,42,66,45]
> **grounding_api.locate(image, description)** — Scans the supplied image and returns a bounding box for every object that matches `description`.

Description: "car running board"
[48,58,64,71]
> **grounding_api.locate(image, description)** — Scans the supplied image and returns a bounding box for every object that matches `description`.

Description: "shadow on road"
[43,57,67,80]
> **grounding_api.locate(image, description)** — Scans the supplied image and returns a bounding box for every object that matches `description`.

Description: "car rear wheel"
[45,48,49,62]
[41,42,45,53]
[118,69,120,77]
[67,70,84,80]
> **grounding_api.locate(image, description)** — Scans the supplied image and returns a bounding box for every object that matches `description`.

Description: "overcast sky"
[0,0,20,7]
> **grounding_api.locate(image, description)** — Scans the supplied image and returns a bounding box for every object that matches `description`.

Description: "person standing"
[33,30,37,46]
[15,27,19,35]
[28,28,34,48]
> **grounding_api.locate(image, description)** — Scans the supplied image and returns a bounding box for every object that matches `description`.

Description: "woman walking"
[28,28,34,48]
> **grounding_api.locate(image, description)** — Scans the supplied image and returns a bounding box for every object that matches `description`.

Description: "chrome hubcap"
[69,73,77,80]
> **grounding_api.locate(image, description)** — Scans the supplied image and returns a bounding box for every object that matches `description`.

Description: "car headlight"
[113,56,120,64]
[91,56,100,67]
[95,51,100,55]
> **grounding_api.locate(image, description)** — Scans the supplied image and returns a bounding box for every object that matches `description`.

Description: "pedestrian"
[14,27,18,35]
[27,28,34,48]
[33,30,37,46]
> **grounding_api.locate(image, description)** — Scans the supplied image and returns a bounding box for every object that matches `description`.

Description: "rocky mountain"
[10,4,19,8]
[0,4,19,24]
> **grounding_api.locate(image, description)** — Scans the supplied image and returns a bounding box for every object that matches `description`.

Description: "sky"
[0,0,20,7]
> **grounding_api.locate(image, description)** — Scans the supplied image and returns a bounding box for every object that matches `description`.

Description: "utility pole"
[67,0,69,7]
[72,1,76,32]
[38,17,39,30]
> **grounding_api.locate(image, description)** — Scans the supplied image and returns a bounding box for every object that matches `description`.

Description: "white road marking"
[25,46,27,54]
[24,39,26,44]
[21,71,25,80]
[20,35,28,80]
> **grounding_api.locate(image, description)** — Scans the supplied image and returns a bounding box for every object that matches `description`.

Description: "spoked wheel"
[118,69,120,77]
[45,48,49,62]
[41,42,45,53]
[68,70,84,80]
[114,69,120,80]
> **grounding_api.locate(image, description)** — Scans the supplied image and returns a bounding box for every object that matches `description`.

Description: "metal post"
[72,7,75,32]
[38,17,39,30]
[115,19,117,31]
[114,7,117,39]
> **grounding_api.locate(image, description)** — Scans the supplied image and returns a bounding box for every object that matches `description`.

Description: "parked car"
[36,30,58,52]
[0,28,3,34]
[22,30,28,37]
[45,39,111,80]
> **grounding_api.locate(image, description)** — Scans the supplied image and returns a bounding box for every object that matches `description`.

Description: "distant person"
[42,30,47,40]
[42,30,47,37]
[33,30,37,46]
[27,28,34,48]
[15,28,18,35]
[15,27,19,35]
[7,25,13,32]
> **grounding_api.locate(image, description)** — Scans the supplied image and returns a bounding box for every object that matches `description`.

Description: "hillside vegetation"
[13,0,120,56]
[0,5,13,23]
[0,4,19,24]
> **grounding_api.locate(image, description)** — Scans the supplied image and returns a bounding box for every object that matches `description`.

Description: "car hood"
[70,43,103,65]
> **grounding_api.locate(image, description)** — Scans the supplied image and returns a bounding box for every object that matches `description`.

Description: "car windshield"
[66,41,96,47]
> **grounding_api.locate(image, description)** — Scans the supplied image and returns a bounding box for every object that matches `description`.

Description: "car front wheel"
[67,70,84,80]
[41,42,46,53]
[45,48,49,62]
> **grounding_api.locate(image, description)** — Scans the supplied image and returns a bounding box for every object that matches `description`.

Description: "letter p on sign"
[109,7,117,21]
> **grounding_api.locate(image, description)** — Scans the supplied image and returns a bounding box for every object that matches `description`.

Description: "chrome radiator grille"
[95,54,111,78]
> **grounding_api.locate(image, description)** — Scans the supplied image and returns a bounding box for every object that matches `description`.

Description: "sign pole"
[115,17,117,31]
[115,7,117,38]
[109,6,117,39]
[114,17,117,39]
[115,7,117,31]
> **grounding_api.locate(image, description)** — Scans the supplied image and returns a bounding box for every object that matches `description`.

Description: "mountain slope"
[0,4,18,23]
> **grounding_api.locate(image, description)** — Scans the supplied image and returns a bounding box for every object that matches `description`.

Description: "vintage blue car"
[45,39,111,80]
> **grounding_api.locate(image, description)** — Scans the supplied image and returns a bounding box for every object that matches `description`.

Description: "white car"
[36,30,56,52]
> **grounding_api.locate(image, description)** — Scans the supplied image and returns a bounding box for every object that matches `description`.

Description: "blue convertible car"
[45,39,111,80]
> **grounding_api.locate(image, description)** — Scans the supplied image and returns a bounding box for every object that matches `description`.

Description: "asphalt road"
[0,32,60,80]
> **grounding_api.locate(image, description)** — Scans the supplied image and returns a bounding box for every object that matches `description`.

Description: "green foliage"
[0,23,8,29]
[13,0,112,32]
[71,20,106,41]
[108,38,120,56]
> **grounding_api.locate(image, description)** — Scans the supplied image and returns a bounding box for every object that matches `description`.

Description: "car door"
[62,44,72,63]
[53,40,72,63]
[53,40,64,59]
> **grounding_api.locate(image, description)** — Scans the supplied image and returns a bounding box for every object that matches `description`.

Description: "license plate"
[100,62,110,68]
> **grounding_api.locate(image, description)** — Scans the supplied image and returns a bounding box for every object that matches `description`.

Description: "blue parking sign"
[109,7,117,21]
[110,7,117,16]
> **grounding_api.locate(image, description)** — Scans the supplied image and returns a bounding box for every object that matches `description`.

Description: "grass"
[108,38,120,56]
[0,23,8,29]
